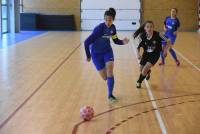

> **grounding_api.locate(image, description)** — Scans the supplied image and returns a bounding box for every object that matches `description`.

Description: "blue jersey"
[164,16,180,36]
[84,23,123,59]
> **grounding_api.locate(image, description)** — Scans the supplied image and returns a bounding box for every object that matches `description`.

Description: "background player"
[159,8,180,66]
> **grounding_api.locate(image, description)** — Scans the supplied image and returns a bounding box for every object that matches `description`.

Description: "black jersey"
[137,31,167,54]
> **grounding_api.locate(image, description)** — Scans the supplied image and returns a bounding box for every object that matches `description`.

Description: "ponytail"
[104,7,116,20]
[133,23,145,39]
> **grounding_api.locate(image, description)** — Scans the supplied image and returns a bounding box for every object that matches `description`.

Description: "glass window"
[1,0,9,34]
[2,0,7,5]
[2,19,8,33]
[2,6,8,19]
[20,0,23,13]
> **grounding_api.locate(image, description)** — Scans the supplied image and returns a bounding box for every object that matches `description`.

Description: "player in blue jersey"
[133,21,169,88]
[84,8,129,102]
[159,8,180,66]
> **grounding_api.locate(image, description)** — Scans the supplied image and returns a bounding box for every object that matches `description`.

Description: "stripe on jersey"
[112,34,118,40]
[159,33,167,41]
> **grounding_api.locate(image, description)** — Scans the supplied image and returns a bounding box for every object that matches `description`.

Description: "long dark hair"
[133,20,154,39]
[104,8,116,20]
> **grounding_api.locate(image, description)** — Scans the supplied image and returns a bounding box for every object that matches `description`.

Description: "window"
[20,0,23,13]
[1,0,8,33]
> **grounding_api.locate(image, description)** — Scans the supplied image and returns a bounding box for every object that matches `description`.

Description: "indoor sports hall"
[0,0,199,134]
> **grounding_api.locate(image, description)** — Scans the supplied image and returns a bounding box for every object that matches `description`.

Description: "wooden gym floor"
[0,31,199,134]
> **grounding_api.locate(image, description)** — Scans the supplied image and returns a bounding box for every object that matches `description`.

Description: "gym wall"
[23,0,198,31]
[23,0,80,30]
[142,0,198,31]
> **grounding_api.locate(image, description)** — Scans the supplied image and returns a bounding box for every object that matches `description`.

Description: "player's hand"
[86,58,91,62]
[123,38,130,45]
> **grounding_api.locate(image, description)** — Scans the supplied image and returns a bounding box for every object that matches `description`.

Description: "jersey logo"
[102,35,110,39]
[167,25,173,29]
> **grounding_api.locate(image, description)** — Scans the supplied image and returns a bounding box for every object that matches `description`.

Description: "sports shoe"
[108,95,118,102]
[136,82,141,88]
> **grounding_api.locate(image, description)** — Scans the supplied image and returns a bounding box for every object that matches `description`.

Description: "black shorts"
[140,52,160,66]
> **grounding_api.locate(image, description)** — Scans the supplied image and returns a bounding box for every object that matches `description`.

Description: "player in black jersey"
[133,21,170,88]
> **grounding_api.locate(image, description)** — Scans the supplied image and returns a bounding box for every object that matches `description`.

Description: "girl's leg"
[136,62,153,88]
[139,64,151,80]
[140,65,144,72]
[159,51,165,65]
[98,68,107,80]
[159,39,168,65]
[105,61,116,100]
[92,52,107,80]
[169,45,180,66]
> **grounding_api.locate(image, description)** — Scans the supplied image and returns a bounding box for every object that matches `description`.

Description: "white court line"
[131,38,167,134]
[174,49,200,72]
[144,80,167,134]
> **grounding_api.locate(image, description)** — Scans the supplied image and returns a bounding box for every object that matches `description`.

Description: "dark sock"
[147,69,151,74]
[160,51,165,64]
[107,77,114,97]
[137,74,146,83]
[169,48,178,61]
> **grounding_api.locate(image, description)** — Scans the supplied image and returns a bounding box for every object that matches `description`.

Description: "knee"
[142,65,152,75]
[169,45,173,49]
[103,76,107,81]
[99,73,107,81]
[107,74,113,78]
[107,70,113,77]
[141,70,147,76]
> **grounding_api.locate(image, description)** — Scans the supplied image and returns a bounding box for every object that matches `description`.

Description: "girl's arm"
[84,25,103,60]
[111,25,129,45]
[164,25,167,32]
[137,47,142,60]
[137,36,143,60]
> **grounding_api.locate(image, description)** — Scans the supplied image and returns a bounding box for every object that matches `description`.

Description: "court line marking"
[105,99,200,134]
[72,93,200,134]
[0,43,81,130]
[174,49,200,72]
[72,33,200,134]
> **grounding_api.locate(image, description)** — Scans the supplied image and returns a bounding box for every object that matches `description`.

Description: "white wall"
[81,0,141,30]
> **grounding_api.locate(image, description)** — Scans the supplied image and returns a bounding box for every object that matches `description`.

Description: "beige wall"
[142,0,198,31]
[23,0,80,30]
[23,0,198,31]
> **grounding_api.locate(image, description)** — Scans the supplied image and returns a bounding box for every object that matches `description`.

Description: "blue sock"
[107,77,114,97]
[169,48,177,61]
[160,51,165,64]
